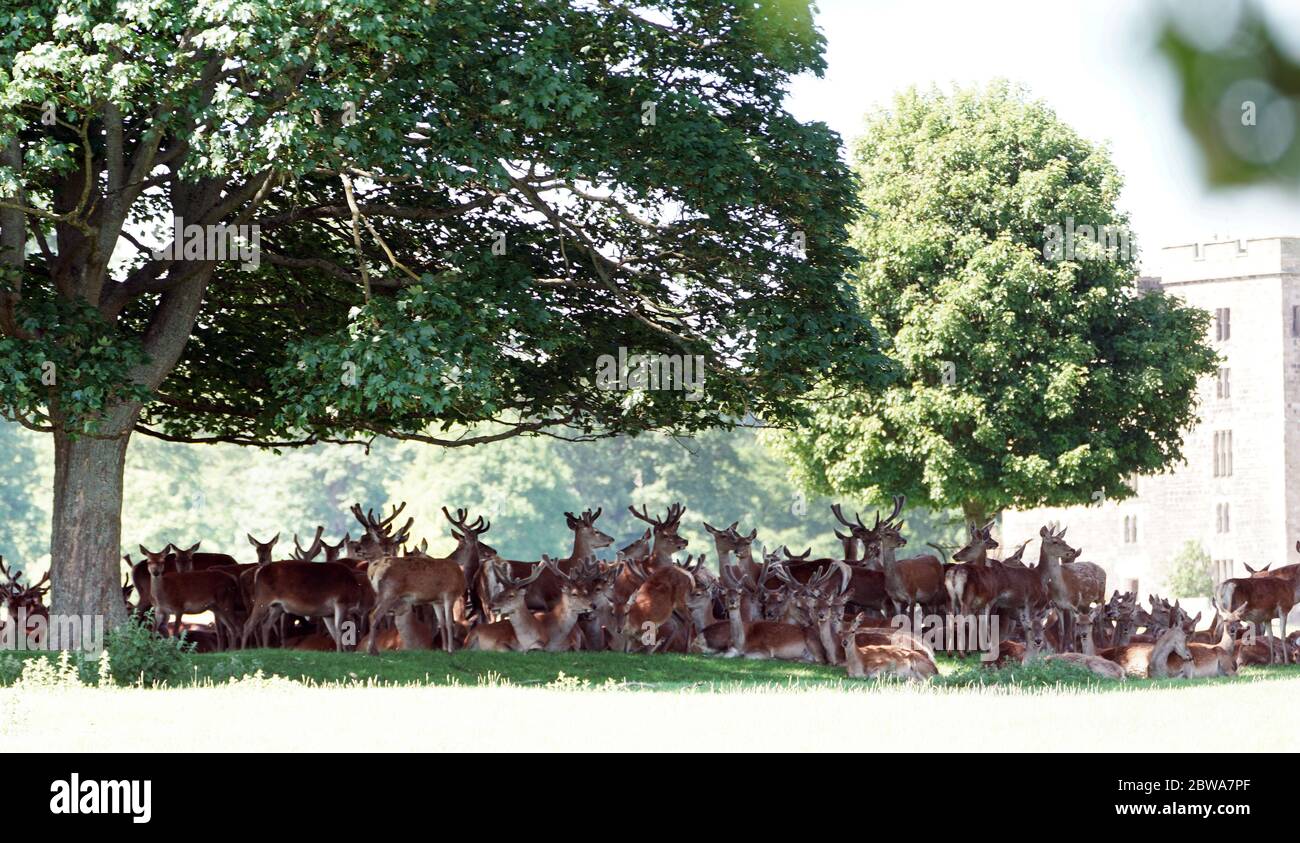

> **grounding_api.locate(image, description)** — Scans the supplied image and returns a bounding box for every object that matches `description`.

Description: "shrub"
[104,611,193,687]
[1162,540,1215,599]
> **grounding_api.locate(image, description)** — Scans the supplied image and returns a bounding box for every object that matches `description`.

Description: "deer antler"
[627,503,661,528]
[831,504,865,530]
[293,525,326,560]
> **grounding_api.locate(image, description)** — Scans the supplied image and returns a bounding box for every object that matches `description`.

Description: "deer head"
[491,559,545,616]
[953,520,998,563]
[247,533,280,564]
[140,545,172,578]
[628,503,689,557]
[565,508,615,551]
[167,542,201,572]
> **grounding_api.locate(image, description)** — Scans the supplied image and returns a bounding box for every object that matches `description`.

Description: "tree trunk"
[49,425,133,635]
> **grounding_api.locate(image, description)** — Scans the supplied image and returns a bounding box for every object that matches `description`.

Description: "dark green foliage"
[780,82,1219,521]
[104,611,194,687]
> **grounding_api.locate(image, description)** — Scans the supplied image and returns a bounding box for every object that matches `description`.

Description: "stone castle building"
[1003,235,1300,595]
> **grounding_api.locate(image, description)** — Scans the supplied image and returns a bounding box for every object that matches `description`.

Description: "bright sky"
[784,0,1300,273]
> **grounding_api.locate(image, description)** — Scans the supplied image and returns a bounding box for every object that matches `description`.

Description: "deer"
[946,521,1002,616]
[872,496,946,623]
[1036,524,1106,652]
[703,520,759,577]
[367,507,485,653]
[247,533,280,564]
[831,504,869,566]
[576,561,625,651]
[140,544,241,650]
[627,502,689,570]
[839,613,937,680]
[241,557,374,652]
[1099,602,1195,677]
[718,564,821,661]
[487,508,615,613]
[348,502,414,561]
[1021,611,1125,680]
[1217,570,1294,663]
[0,555,50,649]
[466,562,549,652]
[622,554,698,652]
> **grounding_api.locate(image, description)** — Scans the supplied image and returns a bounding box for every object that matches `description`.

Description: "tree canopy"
[779,82,1219,523]
[0,0,888,618]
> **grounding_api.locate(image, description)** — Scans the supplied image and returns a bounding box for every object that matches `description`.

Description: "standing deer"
[1036,525,1106,652]
[873,496,946,623]
[1216,571,1294,663]
[367,507,483,653]
[141,544,241,649]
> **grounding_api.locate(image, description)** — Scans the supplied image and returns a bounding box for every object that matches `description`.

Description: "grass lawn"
[181,648,1300,692]
[4,653,1300,751]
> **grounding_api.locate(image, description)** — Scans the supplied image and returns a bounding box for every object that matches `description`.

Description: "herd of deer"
[2,496,1298,681]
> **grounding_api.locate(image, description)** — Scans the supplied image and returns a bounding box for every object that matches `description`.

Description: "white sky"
[783,0,1300,273]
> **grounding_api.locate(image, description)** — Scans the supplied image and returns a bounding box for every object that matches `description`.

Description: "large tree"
[779,82,1218,524]
[0,0,887,626]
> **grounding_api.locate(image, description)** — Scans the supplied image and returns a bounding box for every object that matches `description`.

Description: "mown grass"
[5,647,1299,691]
[179,649,1300,692]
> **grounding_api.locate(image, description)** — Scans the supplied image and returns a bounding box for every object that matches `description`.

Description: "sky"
[783,0,1300,274]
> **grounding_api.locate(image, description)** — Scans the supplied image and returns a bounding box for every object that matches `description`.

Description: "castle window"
[1123,515,1137,543]
[1215,502,1230,533]
[1214,559,1233,582]
[1216,367,1230,399]
[1215,308,1231,341]
[1293,305,1300,337]
[1213,430,1234,477]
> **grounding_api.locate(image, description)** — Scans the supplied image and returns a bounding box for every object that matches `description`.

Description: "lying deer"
[718,564,821,661]
[839,613,937,680]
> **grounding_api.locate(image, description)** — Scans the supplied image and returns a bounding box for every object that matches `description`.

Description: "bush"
[939,656,1112,689]
[104,611,194,687]
[1162,540,1215,599]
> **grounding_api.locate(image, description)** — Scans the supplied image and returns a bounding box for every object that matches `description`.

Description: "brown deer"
[703,520,759,577]
[0,556,49,648]
[241,558,374,651]
[1036,525,1106,652]
[367,507,484,653]
[622,554,697,652]
[141,544,241,649]
[839,613,937,680]
[1099,603,1194,677]
[466,562,549,651]
[1022,612,1125,679]
[627,502,689,570]
[718,564,821,661]
[873,496,946,622]
[1217,570,1294,663]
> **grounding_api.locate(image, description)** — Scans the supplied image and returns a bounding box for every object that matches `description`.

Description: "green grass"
[7,647,1300,692]
[186,649,1300,692]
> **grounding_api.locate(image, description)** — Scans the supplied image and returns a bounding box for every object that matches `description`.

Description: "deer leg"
[1278,609,1289,664]
[242,603,267,650]
[367,597,396,655]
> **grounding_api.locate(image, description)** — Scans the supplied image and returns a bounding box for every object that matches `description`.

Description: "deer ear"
[247,534,257,546]
[139,545,150,556]
[186,542,201,553]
